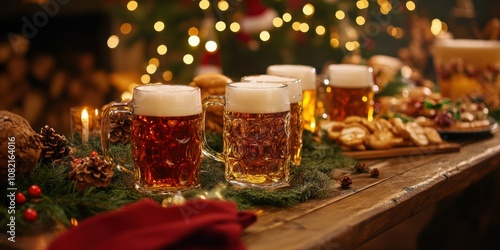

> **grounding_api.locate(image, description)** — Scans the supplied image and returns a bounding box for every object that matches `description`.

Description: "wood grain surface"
[243,131,500,250]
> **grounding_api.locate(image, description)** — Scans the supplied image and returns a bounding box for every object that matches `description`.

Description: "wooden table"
[243,130,500,249]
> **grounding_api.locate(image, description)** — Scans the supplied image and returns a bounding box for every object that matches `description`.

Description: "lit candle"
[81,109,89,143]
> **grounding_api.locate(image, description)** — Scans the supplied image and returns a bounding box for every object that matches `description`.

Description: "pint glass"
[327,64,375,121]
[202,82,291,188]
[101,84,203,194]
[241,74,303,167]
[434,39,500,109]
[267,65,317,132]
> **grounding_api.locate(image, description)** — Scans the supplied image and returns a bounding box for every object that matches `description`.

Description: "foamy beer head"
[132,84,202,116]
[225,82,290,113]
[241,74,302,103]
[267,65,316,91]
[328,64,374,88]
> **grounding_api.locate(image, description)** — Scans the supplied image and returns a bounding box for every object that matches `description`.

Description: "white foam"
[328,64,374,88]
[434,39,500,68]
[132,84,202,117]
[267,65,317,91]
[225,82,290,113]
[241,75,302,103]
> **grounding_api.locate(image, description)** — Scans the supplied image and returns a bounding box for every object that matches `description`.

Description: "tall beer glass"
[101,84,203,194]
[267,64,317,132]
[202,82,291,188]
[241,74,303,167]
[327,64,375,121]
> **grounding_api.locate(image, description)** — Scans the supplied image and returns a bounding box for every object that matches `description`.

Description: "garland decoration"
[1,128,356,235]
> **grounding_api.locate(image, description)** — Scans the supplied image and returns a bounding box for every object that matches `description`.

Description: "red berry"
[90,151,98,157]
[24,208,38,222]
[16,193,27,205]
[28,185,42,198]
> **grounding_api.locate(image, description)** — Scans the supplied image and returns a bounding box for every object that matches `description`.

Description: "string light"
[107,35,119,49]
[299,23,309,33]
[335,10,345,20]
[157,45,167,55]
[188,35,200,47]
[127,1,138,11]
[330,38,340,48]
[183,54,194,65]
[218,0,229,11]
[431,19,442,35]
[380,1,392,15]
[302,4,314,16]
[356,16,366,25]
[146,64,157,74]
[315,25,326,35]
[229,22,240,32]
[149,58,159,67]
[215,21,226,31]
[188,27,199,36]
[259,31,270,41]
[154,21,165,32]
[205,41,217,52]
[406,1,416,11]
[356,0,369,9]
[140,74,151,84]
[292,22,300,31]
[345,41,356,51]
[282,13,292,22]
[273,17,284,28]
[199,0,210,10]
[120,23,132,35]
[162,71,173,81]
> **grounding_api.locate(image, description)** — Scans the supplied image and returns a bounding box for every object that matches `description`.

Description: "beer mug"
[101,84,203,194]
[241,75,303,167]
[267,64,317,132]
[327,64,375,121]
[202,82,291,188]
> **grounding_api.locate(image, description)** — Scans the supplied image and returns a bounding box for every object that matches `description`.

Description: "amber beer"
[327,65,375,121]
[101,84,202,194]
[241,75,303,166]
[202,82,291,188]
[267,65,317,132]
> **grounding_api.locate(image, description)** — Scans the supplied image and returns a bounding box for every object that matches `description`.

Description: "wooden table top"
[243,130,500,250]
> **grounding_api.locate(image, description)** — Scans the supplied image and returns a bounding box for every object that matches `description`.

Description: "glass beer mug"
[241,75,303,167]
[267,64,317,132]
[101,84,203,194]
[327,64,375,121]
[202,82,291,188]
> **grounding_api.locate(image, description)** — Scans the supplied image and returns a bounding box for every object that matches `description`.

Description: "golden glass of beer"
[202,82,291,188]
[267,64,317,132]
[101,84,203,194]
[241,74,303,167]
[327,64,375,121]
[434,39,500,108]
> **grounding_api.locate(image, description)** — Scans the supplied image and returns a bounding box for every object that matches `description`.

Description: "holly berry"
[90,151,98,157]
[28,185,42,198]
[16,193,27,205]
[24,208,38,222]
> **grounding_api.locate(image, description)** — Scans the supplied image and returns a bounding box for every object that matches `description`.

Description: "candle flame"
[81,109,89,122]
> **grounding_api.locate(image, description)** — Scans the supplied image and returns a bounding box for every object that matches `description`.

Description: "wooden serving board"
[342,142,461,160]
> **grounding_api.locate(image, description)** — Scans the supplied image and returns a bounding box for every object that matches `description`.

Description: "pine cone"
[40,125,70,164]
[109,113,132,144]
[68,155,114,191]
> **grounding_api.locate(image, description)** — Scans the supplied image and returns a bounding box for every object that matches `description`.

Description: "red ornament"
[90,151,98,157]
[24,208,38,222]
[28,185,42,198]
[16,193,27,205]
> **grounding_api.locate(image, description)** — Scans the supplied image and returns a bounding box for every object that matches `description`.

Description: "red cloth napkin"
[48,199,256,250]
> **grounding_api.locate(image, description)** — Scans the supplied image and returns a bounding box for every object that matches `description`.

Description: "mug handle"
[101,102,134,174]
[202,95,225,162]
